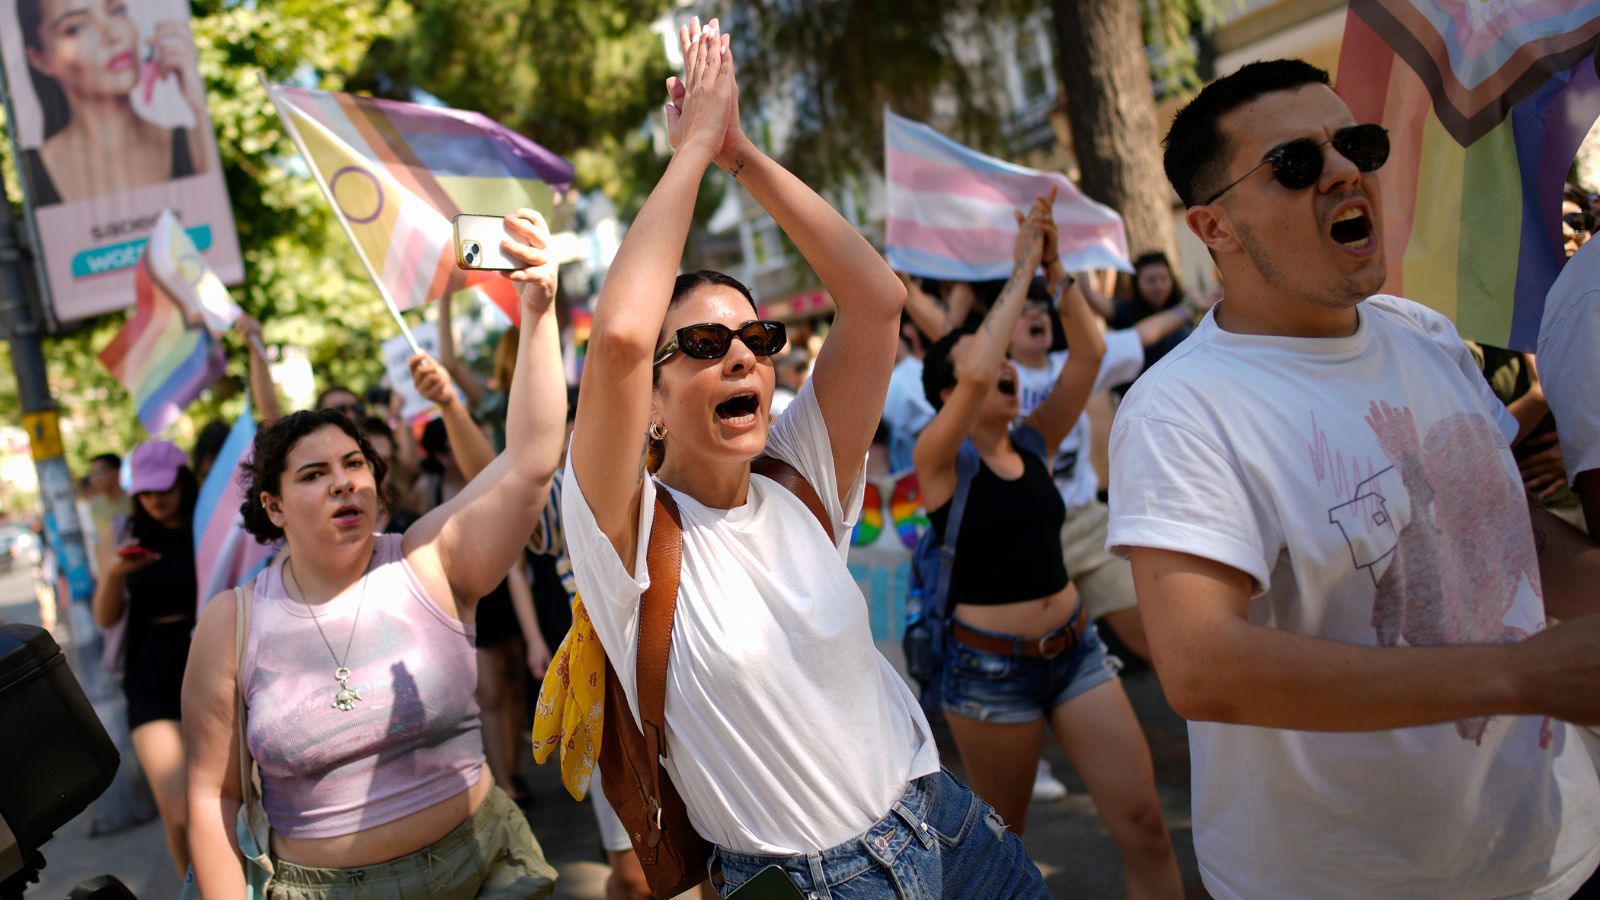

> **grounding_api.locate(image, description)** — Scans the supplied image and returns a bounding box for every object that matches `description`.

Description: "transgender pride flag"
[193,397,276,614]
[885,109,1131,281]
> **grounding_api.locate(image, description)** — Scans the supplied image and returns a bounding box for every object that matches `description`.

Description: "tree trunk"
[1050,0,1178,263]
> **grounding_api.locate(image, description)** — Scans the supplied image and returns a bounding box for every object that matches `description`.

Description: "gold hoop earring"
[648,421,668,441]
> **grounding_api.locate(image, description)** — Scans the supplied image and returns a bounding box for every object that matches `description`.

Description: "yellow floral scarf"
[530,595,606,801]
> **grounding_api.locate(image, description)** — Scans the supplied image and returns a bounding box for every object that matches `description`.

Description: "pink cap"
[129,440,187,494]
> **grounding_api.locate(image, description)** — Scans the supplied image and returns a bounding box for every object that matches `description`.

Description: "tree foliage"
[2,0,673,473]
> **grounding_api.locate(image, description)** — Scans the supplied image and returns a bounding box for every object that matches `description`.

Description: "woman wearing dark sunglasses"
[561,17,1046,899]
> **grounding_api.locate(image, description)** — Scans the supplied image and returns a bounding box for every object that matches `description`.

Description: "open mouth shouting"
[332,503,364,528]
[997,374,1018,397]
[1329,203,1375,253]
[715,390,761,429]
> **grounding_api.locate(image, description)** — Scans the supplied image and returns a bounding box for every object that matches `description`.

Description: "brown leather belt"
[951,609,1085,660]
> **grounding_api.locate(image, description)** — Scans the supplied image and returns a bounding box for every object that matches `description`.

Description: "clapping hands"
[1012,187,1058,273]
[665,17,744,167]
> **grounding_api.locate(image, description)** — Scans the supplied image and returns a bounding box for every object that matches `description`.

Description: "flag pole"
[257,72,421,355]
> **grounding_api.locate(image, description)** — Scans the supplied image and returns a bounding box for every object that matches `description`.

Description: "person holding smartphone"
[91,439,200,877]
[563,19,1046,897]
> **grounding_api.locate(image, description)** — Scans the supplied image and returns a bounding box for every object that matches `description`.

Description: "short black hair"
[1164,59,1333,207]
[239,410,391,543]
[358,415,395,445]
[192,420,232,474]
[921,323,980,410]
[314,385,362,411]
[89,452,121,471]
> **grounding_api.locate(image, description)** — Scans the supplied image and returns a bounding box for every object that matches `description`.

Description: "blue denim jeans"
[709,770,1048,899]
[941,619,1119,724]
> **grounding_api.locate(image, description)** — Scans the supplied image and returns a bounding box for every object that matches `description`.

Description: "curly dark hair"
[239,410,392,543]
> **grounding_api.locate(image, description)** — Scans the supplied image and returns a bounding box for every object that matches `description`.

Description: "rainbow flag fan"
[264,82,574,326]
[1336,0,1600,351]
[98,250,227,435]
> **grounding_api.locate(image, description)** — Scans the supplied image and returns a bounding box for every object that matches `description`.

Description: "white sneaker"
[1031,759,1068,802]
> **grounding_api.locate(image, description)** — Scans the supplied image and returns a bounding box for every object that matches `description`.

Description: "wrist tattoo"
[725,157,747,179]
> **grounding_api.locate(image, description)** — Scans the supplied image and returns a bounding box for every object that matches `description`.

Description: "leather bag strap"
[751,455,835,544]
[636,487,684,843]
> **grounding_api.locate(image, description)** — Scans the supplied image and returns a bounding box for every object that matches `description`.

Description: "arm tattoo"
[725,157,747,179]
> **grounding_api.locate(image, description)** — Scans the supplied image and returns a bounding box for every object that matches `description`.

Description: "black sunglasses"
[1200,124,1390,206]
[653,320,787,366]
[1564,211,1591,234]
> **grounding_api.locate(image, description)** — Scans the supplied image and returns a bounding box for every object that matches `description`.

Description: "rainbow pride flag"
[193,398,276,614]
[98,254,226,434]
[1337,0,1600,351]
[884,109,1131,280]
[265,83,573,326]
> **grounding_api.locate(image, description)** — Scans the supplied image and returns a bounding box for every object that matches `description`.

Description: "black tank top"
[22,127,195,206]
[926,431,1069,606]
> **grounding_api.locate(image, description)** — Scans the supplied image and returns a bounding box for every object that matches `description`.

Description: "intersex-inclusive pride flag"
[263,82,574,326]
[97,243,227,434]
[193,398,276,614]
[884,109,1131,281]
[1337,0,1600,351]
[146,209,243,337]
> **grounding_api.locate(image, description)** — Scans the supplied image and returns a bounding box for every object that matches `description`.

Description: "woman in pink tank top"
[182,211,566,900]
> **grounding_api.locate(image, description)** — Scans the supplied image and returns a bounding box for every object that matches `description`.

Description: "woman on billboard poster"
[17,0,212,206]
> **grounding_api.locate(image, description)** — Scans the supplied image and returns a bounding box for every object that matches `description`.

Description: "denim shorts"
[709,770,1048,899]
[941,618,1120,724]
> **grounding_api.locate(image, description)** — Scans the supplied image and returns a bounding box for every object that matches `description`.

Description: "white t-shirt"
[562,380,939,855]
[1107,296,1600,899]
[1538,238,1600,485]
[1013,329,1143,509]
[882,355,934,471]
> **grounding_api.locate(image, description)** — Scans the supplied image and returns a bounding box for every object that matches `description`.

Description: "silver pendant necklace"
[286,552,373,712]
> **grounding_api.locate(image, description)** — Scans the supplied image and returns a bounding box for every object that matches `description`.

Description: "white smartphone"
[453,214,526,271]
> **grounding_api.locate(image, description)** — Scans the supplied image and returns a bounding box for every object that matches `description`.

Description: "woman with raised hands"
[913,198,1182,899]
[562,18,1046,899]
[181,210,564,899]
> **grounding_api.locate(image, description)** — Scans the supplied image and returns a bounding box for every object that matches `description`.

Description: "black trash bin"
[0,624,120,895]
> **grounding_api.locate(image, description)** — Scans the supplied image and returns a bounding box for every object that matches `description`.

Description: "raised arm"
[901,272,952,344]
[693,23,904,497]
[182,591,247,900]
[913,198,1049,511]
[234,316,283,424]
[1131,547,1600,729]
[403,211,566,605]
[435,291,487,410]
[571,23,734,563]
[408,353,496,481]
[1021,206,1105,449]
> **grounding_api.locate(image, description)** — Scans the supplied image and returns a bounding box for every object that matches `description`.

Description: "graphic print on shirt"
[1318,402,1542,744]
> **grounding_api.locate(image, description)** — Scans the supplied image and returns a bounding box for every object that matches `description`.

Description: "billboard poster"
[0,0,242,323]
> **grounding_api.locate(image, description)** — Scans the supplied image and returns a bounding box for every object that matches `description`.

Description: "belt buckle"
[1038,632,1066,659]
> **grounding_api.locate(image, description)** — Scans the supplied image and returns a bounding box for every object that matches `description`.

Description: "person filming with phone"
[91,439,200,878]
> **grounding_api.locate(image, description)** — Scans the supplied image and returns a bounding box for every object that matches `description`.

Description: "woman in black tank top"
[913,195,1184,897]
[17,0,210,205]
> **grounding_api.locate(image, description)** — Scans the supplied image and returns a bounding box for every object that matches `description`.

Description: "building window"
[1014,16,1053,108]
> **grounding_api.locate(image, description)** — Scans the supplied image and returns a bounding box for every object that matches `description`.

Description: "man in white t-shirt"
[1108,58,1600,899]
[1539,236,1600,534]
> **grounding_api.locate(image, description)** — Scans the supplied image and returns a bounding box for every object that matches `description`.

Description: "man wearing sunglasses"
[1107,59,1600,897]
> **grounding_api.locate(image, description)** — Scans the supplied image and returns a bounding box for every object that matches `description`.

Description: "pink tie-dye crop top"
[240,533,483,839]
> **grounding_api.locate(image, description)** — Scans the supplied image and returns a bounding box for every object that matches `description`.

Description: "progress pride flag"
[884,109,1131,281]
